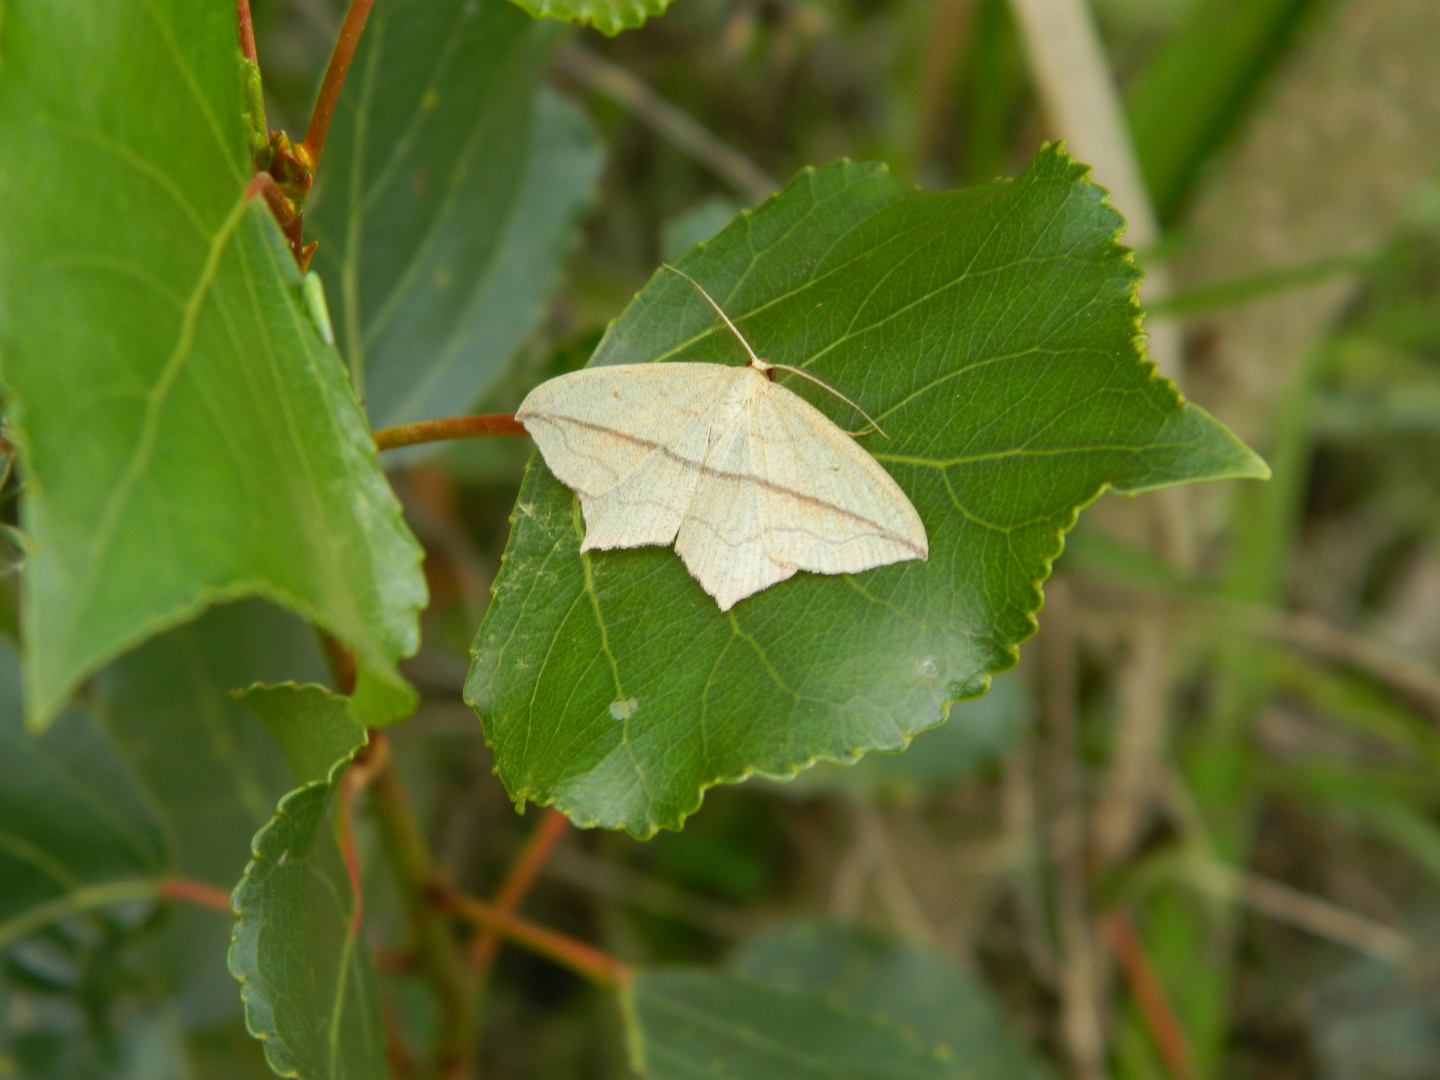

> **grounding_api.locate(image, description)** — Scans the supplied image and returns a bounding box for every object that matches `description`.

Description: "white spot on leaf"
[609,698,638,720]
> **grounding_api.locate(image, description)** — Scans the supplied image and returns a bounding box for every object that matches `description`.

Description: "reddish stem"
[373,944,418,974]
[467,809,570,972]
[1103,911,1196,1080]
[246,172,312,269]
[337,737,387,938]
[159,877,234,913]
[236,0,259,65]
[322,633,360,697]
[437,886,630,988]
[338,811,363,938]
[372,413,529,451]
[303,0,377,168]
[383,1000,417,1078]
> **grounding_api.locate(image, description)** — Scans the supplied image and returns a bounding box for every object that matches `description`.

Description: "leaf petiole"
[467,809,571,974]
[373,413,530,451]
[236,0,259,65]
[438,885,632,988]
[303,0,377,169]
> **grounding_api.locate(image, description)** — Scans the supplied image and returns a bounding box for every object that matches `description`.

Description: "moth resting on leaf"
[515,266,928,610]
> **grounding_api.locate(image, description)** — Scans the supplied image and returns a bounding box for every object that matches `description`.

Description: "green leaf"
[0,640,167,952]
[0,1000,198,1080]
[0,0,427,730]
[235,684,366,788]
[0,604,335,1068]
[778,670,1031,800]
[503,0,673,36]
[624,971,958,1080]
[97,602,329,895]
[624,921,1051,1080]
[1127,0,1321,220]
[308,0,602,443]
[731,921,1053,1078]
[467,145,1268,836]
[228,685,386,1080]
[95,602,330,1023]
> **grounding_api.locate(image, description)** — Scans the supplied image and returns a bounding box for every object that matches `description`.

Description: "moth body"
[516,360,927,610]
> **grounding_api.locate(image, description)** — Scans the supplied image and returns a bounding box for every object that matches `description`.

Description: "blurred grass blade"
[1127,0,1322,220]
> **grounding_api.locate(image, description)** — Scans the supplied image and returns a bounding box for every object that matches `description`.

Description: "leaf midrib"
[57,191,255,673]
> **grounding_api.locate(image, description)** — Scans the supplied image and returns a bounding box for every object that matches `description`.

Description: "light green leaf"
[308,0,602,444]
[504,0,674,36]
[229,685,386,1080]
[0,0,427,730]
[467,145,1268,836]
[351,660,421,728]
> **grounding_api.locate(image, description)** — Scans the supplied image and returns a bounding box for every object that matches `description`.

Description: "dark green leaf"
[1,604,335,1069]
[467,146,1268,835]
[0,0,427,730]
[625,971,960,1080]
[0,641,167,952]
[236,684,366,789]
[732,921,1053,1078]
[308,0,602,444]
[97,603,329,897]
[623,921,1051,1079]
[0,1000,195,1080]
[96,603,330,1026]
[229,685,385,1080]
[778,671,1030,800]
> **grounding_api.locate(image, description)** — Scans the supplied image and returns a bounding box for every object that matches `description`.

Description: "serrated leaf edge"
[226,728,367,1079]
[470,146,1267,837]
[515,0,674,35]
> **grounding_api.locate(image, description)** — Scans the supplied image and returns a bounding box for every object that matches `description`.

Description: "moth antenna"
[767,362,889,439]
[661,264,888,438]
[661,263,763,368]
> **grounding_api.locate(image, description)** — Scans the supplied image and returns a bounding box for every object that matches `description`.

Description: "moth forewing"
[513,274,928,609]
